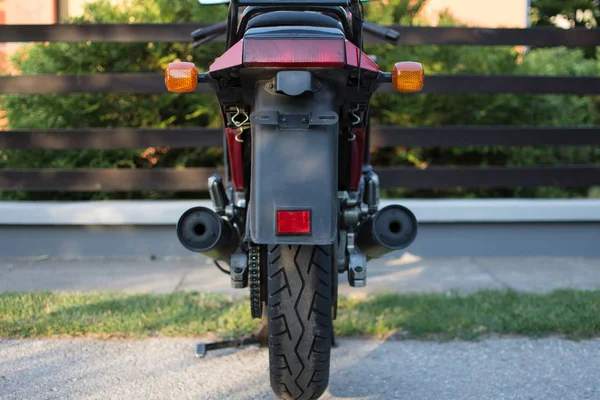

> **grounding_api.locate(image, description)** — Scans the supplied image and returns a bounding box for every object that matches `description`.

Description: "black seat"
[246,11,343,31]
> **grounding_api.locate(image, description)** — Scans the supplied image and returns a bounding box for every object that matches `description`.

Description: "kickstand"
[195,315,269,358]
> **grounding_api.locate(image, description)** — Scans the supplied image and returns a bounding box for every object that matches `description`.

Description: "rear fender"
[249,74,338,245]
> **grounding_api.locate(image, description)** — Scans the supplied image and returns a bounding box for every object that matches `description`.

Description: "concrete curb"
[1,199,599,225]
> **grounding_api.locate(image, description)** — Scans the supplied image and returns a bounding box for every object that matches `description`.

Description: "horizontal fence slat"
[0,74,212,94]
[0,128,224,149]
[378,26,600,46]
[2,126,600,149]
[0,166,598,191]
[1,24,598,46]
[378,75,600,95]
[0,168,222,192]
[2,74,600,95]
[0,23,201,43]
[376,166,600,189]
[369,126,600,147]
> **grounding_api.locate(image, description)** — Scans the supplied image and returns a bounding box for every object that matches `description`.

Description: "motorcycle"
[167,0,422,398]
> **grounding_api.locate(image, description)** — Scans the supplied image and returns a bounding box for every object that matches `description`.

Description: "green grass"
[1,290,600,340]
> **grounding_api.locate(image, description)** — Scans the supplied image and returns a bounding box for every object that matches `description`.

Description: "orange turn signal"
[165,62,198,93]
[392,62,424,93]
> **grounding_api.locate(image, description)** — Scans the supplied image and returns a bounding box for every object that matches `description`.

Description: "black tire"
[267,245,333,400]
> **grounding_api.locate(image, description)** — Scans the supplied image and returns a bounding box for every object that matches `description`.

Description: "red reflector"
[277,210,311,235]
[243,39,345,68]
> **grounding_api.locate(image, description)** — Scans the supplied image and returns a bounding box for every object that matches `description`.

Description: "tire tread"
[268,245,333,400]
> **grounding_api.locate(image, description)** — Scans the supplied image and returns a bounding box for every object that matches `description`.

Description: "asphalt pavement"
[1,337,599,400]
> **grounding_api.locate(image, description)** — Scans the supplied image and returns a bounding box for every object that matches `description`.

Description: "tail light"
[243,39,346,68]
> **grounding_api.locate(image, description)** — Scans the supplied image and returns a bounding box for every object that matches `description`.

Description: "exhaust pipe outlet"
[177,207,239,261]
[355,205,418,259]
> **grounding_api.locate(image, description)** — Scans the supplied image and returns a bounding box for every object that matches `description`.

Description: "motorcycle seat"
[246,11,344,31]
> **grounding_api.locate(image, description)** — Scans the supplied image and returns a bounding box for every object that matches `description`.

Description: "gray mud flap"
[249,80,338,245]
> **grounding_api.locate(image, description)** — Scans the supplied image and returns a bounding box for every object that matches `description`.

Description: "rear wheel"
[267,244,333,400]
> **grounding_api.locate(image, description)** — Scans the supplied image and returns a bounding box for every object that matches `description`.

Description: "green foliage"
[368,41,599,198]
[532,0,599,28]
[1,0,225,200]
[363,0,428,25]
[531,0,599,58]
[1,0,598,200]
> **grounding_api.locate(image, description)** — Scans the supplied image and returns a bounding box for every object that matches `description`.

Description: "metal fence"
[1,24,599,192]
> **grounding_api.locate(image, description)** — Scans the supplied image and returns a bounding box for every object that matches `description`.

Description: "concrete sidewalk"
[1,254,599,295]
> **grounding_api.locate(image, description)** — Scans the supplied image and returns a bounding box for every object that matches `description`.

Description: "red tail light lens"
[277,210,312,235]
[243,39,346,68]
